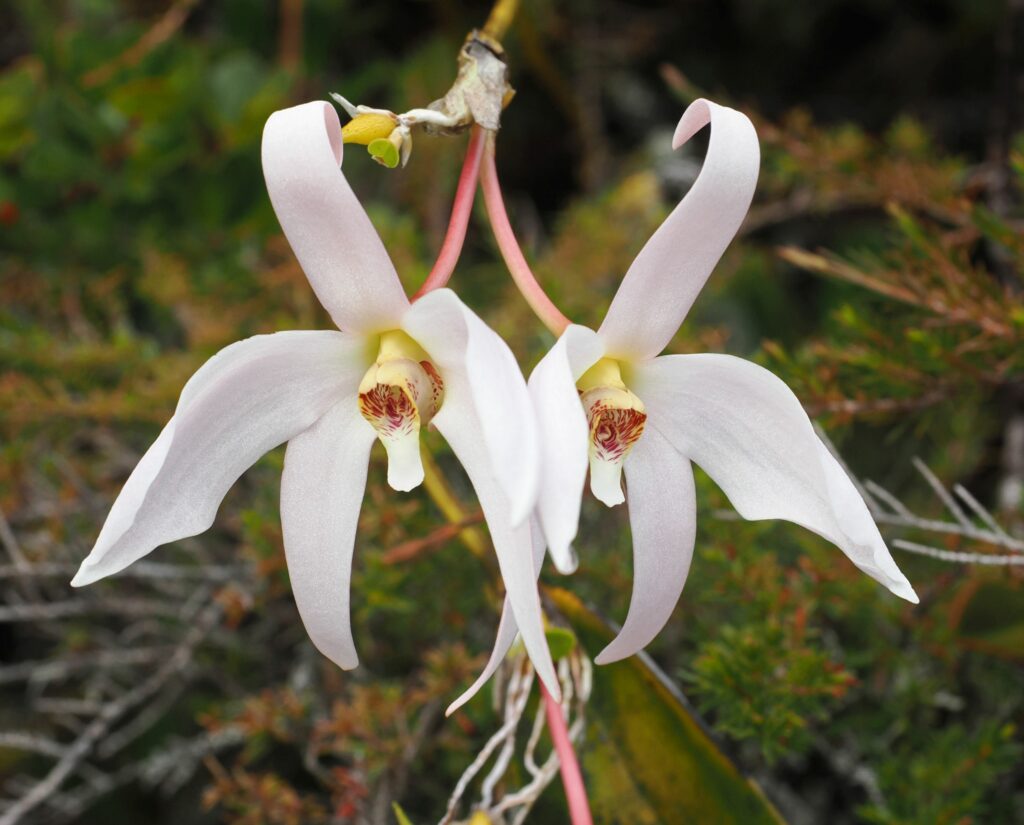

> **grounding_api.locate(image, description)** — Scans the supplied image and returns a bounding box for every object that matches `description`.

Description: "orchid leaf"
[547,587,784,825]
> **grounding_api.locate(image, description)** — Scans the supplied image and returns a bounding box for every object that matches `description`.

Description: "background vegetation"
[1,0,1022,823]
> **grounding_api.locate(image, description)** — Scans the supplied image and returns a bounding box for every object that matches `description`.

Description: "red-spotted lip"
[358,357,445,438]
[358,383,419,437]
[589,405,647,462]
[418,360,444,420]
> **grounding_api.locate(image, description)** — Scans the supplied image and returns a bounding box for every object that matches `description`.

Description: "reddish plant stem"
[479,133,571,336]
[541,682,594,825]
[412,127,486,299]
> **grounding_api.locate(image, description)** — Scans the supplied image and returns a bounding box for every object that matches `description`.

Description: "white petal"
[402,289,539,524]
[72,331,370,586]
[280,398,376,670]
[633,354,918,602]
[405,292,557,701]
[262,101,410,334]
[445,518,548,716]
[598,99,760,362]
[435,421,558,702]
[527,324,605,573]
[595,427,696,664]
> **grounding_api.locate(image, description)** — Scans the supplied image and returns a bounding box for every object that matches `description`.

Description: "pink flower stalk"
[413,126,486,299]
[71,101,560,710]
[480,135,571,336]
[542,683,594,825]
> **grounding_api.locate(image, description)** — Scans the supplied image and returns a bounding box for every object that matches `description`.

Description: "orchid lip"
[358,330,444,491]
[576,357,647,506]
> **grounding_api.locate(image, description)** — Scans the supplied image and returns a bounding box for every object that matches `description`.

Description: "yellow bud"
[341,112,399,146]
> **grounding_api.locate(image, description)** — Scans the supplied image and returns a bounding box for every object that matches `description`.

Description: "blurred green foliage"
[1,1,1023,824]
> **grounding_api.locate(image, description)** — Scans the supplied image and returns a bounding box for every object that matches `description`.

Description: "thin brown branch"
[380,515,484,565]
[82,0,202,88]
[277,0,304,72]
[0,596,221,825]
[0,598,186,623]
[803,389,951,418]
[0,647,171,687]
[482,0,519,41]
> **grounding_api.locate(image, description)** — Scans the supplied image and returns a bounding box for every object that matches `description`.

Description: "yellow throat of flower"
[576,358,646,507]
[358,330,444,492]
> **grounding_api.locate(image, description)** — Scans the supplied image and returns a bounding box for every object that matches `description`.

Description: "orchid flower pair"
[73,97,916,713]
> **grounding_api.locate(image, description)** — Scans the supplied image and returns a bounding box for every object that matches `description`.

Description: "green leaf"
[369,138,400,169]
[392,801,415,825]
[547,588,784,825]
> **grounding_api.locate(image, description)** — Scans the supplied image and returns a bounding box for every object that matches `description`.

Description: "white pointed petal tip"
[70,563,101,588]
[869,542,919,603]
[888,575,919,604]
[593,646,624,666]
[445,694,472,717]
[317,644,359,671]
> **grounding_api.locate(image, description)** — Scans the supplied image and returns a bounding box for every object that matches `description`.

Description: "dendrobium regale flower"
[465,98,919,689]
[71,101,559,709]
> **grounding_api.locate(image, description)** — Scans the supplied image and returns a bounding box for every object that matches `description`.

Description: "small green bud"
[368,137,400,169]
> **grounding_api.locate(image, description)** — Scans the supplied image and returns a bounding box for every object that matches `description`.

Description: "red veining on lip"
[359,384,418,437]
[419,360,444,419]
[586,402,646,462]
[359,359,445,437]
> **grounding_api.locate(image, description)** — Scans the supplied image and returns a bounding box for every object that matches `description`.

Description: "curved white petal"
[598,99,760,362]
[595,427,696,664]
[446,518,548,716]
[262,101,410,334]
[280,398,376,670]
[72,331,370,586]
[528,324,605,573]
[403,291,557,701]
[633,354,918,602]
[402,289,539,524]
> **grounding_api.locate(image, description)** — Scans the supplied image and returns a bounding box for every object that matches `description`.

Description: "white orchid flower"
[71,101,559,707]
[459,98,919,694]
